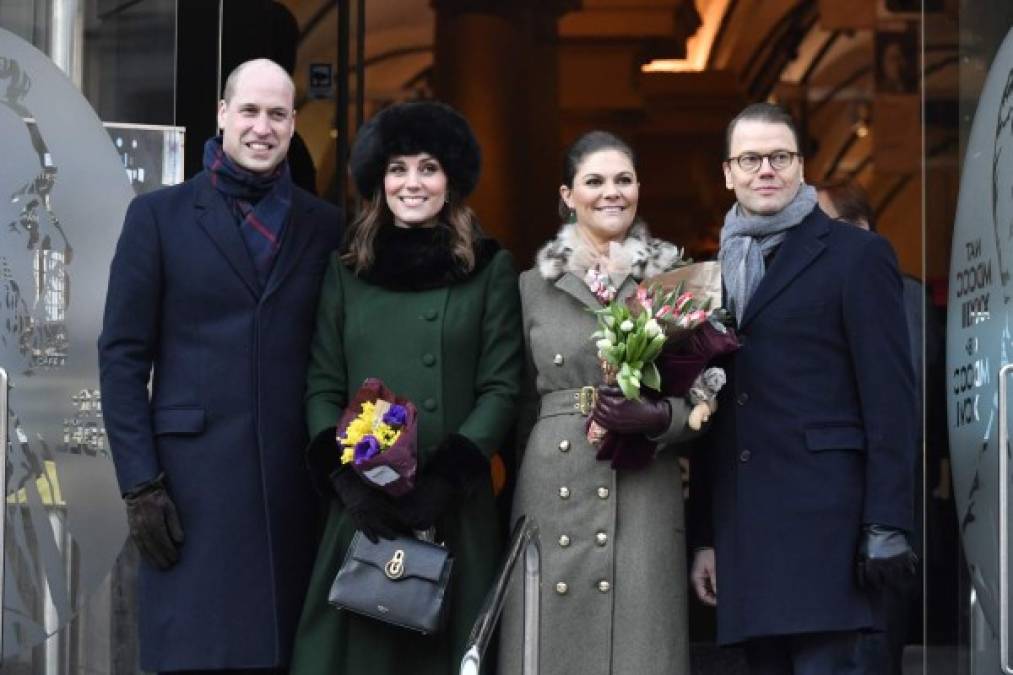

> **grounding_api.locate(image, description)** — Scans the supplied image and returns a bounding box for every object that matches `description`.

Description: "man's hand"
[691,547,718,606]
[592,385,671,436]
[124,477,185,570]
[857,524,918,590]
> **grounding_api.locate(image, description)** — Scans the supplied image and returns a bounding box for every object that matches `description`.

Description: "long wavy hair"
[341,187,479,274]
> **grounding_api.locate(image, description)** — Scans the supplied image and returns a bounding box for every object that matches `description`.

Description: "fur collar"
[354,223,500,291]
[535,220,685,281]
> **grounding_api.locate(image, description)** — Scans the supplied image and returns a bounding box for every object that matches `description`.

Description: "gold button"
[595,532,608,546]
[556,582,568,595]
[558,535,570,547]
[597,487,609,499]
[558,439,571,452]
[597,580,611,593]
[559,486,570,499]
[553,353,564,366]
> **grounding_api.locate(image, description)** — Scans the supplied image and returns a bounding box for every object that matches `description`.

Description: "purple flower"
[382,404,408,428]
[353,435,381,465]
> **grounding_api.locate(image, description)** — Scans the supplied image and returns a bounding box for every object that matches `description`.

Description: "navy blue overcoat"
[692,207,917,645]
[98,171,342,671]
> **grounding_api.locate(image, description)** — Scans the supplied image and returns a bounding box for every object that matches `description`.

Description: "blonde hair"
[342,190,479,274]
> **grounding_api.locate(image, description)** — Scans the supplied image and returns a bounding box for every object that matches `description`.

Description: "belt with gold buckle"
[576,385,597,416]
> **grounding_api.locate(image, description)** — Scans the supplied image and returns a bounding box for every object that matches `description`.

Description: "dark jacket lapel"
[738,208,830,330]
[194,172,260,299]
[262,188,321,300]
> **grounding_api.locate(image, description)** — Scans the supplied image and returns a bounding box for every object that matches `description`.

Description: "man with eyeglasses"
[689,102,917,674]
[99,59,342,673]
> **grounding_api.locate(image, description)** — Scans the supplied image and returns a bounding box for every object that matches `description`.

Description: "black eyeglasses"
[726,150,801,173]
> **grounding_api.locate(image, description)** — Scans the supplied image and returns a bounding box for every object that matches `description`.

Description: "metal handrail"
[0,368,8,663]
[999,362,1013,673]
[459,516,541,675]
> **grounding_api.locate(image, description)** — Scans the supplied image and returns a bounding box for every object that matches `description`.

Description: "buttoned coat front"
[98,172,342,671]
[691,208,917,645]
[289,246,523,675]
[499,227,696,675]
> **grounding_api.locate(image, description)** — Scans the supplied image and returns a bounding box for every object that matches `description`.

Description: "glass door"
[0,2,178,672]
[936,4,1013,675]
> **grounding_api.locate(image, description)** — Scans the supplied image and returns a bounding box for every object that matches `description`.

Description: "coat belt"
[538,386,598,419]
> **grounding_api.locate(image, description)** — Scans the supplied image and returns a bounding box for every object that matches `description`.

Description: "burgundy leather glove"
[393,434,488,531]
[124,475,184,570]
[331,469,407,543]
[592,385,671,436]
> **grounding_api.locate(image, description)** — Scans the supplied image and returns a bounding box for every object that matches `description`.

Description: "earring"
[567,208,577,224]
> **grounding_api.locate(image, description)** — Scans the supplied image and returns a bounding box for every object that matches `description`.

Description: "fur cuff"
[427,433,489,495]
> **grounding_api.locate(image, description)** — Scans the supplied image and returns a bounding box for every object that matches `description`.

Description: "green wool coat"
[290,247,523,675]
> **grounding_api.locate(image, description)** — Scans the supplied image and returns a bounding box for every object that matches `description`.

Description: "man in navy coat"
[99,58,342,673]
[689,103,917,674]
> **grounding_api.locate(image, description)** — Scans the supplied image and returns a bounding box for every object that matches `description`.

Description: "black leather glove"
[592,385,671,436]
[393,434,489,531]
[856,524,918,590]
[305,426,340,497]
[331,468,407,543]
[124,474,184,570]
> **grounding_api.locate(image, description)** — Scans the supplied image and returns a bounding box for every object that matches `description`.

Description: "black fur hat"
[350,100,481,199]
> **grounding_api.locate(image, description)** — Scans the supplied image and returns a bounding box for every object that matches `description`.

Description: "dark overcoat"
[289,245,523,675]
[98,171,342,671]
[692,207,917,645]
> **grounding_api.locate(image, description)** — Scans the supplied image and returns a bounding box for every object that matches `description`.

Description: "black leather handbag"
[328,530,454,634]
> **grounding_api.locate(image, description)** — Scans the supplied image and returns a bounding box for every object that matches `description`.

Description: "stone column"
[431,0,575,259]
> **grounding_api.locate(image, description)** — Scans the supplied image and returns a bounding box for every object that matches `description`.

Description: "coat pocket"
[768,302,826,319]
[152,407,206,435]
[804,425,865,452]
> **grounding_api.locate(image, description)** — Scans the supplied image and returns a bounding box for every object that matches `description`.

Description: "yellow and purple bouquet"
[335,378,418,496]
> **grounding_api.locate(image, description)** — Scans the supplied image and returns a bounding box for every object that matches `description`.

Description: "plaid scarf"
[203,136,292,289]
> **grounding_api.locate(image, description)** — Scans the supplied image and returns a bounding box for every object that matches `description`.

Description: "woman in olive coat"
[499,131,698,675]
[290,101,523,675]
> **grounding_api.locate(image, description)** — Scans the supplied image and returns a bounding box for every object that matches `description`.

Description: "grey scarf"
[719,183,818,324]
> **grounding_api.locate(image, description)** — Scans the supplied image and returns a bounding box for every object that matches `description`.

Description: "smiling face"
[560,148,639,248]
[383,153,448,228]
[723,119,804,216]
[216,60,295,174]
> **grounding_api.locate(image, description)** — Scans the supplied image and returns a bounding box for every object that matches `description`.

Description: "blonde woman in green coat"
[289,101,523,675]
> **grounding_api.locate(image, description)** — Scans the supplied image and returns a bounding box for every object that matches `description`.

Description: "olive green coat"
[499,223,695,675]
[290,248,523,675]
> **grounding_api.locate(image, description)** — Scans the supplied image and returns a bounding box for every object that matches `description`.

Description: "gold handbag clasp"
[576,386,597,416]
[384,549,405,579]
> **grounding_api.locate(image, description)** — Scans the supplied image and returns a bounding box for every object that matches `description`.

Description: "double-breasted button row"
[423,398,437,412]
[555,580,611,595]
[553,354,564,366]
[558,534,570,547]
[423,309,438,321]
[595,531,608,546]
[422,353,436,367]
[739,449,751,462]
[558,439,570,452]
[737,392,749,405]
[557,485,607,499]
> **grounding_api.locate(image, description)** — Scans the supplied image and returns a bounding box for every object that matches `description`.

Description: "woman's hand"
[592,385,671,435]
[330,469,407,543]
